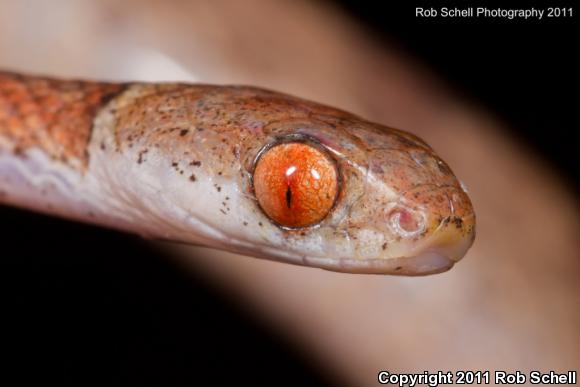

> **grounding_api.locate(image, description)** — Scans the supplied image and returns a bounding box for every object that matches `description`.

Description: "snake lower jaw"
[300,252,453,276]
[302,217,475,275]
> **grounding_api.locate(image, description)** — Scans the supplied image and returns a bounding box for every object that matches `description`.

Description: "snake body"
[0,71,475,275]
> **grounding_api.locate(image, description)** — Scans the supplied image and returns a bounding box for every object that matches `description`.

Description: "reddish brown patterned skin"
[0,72,125,168]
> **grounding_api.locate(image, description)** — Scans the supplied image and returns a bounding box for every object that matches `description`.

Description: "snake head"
[99,84,475,275]
[238,115,476,275]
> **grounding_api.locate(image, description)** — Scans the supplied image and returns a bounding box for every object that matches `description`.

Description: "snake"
[0,71,475,275]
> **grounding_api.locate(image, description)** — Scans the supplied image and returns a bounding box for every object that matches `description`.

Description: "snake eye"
[253,142,339,228]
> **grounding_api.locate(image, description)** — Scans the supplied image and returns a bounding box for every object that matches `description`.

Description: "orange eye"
[253,142,339,228]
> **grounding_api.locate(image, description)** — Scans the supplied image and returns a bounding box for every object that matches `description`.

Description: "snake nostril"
[388,207,425,237]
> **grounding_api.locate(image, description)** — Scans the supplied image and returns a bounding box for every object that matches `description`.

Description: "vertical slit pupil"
[286,186,292,209]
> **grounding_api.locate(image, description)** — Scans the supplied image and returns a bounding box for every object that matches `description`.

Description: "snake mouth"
[304,251,454,276]
[302,213,475,275]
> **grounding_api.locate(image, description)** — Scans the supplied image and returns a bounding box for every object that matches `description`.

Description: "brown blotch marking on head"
[395,266,402,271]
[12,146,26,158]
[179,129,189,137]
[243,221,248,226]
[189,174,196,182]
[220,209,227,215]
[452,216,463,229]
[190,160,201,167]
[382,242,388,250]
[137,149,148,164]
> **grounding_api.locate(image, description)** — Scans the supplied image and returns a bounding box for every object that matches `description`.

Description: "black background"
[337,0,578,192]
[1,1,577,386]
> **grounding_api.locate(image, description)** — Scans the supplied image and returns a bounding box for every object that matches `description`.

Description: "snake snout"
[422,194,476,264]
